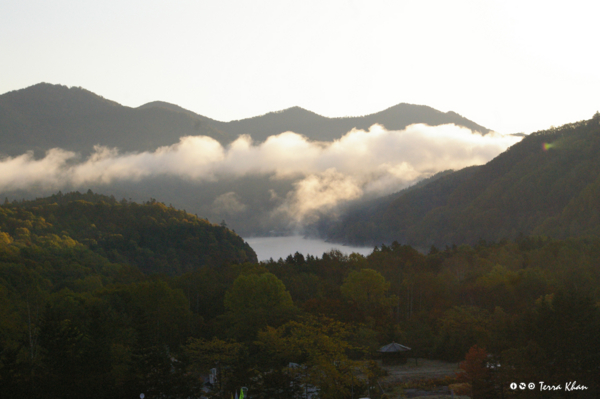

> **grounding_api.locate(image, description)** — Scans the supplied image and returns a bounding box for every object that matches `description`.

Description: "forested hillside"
[2,213,599,398]
[324,113,600,248]
[0,191,256,274]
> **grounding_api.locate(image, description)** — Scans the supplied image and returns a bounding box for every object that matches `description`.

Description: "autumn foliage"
[457,345,494,399]
[457,345,489,383]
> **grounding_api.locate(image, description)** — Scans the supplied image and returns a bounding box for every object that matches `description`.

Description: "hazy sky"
[2,0,599,134]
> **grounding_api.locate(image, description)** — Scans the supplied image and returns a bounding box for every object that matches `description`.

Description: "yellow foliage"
[0,231,13,245]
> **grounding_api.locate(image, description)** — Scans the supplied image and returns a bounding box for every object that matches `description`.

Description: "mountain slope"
[324,114,600,248]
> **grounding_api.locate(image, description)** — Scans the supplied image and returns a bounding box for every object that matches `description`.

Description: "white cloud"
[0,124,521,223]
[0,149,75,191]
[275,169,363,226]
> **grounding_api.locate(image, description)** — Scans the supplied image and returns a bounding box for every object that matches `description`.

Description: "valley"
[0,85,599,399]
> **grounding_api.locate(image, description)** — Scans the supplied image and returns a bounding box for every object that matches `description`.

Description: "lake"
[243,235,374,261]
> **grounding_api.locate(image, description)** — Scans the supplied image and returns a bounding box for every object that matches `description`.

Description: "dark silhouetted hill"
[204,103,491,143]
[0,83,230,155]
[0,83,491,156]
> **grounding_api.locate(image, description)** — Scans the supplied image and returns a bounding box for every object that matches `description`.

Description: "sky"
[2,0,599,134]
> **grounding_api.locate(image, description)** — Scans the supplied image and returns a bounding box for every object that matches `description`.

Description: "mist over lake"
[244,235,373,261]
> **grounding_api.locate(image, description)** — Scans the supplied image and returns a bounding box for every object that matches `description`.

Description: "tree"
[340,268,390,314]
[127,280,195,348]
[500,290,600,393]
[457,345,493,399]
[225,272,293,314]
[223,272,296,340]
[257,317,376,399]
[433,306,490,361]
[185,337,244,398]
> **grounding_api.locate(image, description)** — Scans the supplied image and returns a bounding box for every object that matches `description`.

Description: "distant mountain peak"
[137,100,218,122]
[276,106,307,112]
[228,105,324,123]
[3,82,121,109]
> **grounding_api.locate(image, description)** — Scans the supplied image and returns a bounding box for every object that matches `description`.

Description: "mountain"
[0,83,495,236]
[0,83,230,155]
[0,83,491,156]
[322,113,600,248]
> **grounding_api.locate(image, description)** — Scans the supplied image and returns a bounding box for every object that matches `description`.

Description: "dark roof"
[378,342,411,353]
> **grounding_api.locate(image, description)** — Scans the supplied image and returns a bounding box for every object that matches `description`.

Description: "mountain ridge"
[0,83,493,156]
[0,83,231,155]
[140,99,492,142]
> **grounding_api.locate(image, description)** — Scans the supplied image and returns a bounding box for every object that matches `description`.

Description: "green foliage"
[0,192,255,398]
[223,272,297,341]
[341,268,390,311]
[340,268,395,329]
[0,191,257,274]
[186,337,242,374]
[225,272,293,313]
[257,316,376,399]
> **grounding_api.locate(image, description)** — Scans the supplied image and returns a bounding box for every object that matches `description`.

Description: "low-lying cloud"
[0,124,521,224]
[212,192,248,215]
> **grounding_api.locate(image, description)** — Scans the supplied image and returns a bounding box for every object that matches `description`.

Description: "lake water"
[243,235,374,261]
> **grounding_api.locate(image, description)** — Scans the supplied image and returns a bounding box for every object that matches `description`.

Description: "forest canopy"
[0,192,598,398]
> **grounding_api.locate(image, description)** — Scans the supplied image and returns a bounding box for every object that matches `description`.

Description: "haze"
[0,124,520,226]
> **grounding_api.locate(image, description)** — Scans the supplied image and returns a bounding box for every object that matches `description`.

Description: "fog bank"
[0,124,521,225]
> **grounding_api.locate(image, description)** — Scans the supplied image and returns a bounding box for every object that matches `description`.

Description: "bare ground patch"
[380,358,460,384]
[376,358,470,399]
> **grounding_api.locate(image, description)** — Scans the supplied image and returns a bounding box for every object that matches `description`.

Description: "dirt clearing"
[380,358,460,384]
